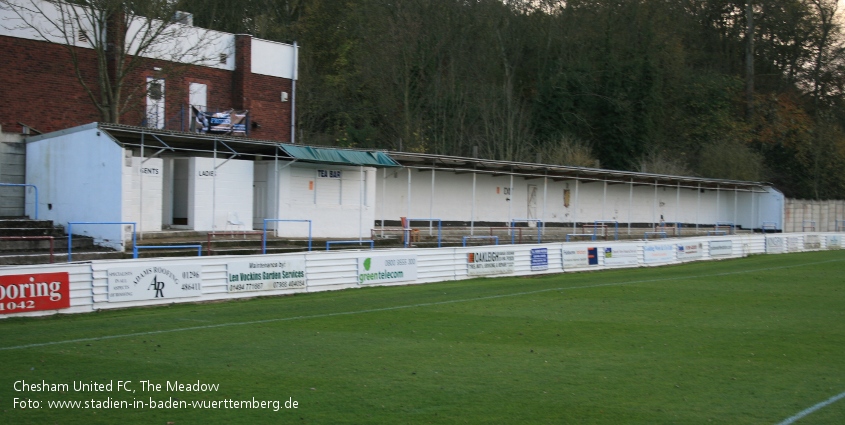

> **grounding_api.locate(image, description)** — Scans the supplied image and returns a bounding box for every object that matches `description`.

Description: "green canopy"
[280,145,399,167]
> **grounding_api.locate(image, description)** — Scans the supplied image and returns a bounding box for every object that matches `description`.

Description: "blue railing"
[0,183,38,219]
[510,219,543,243]
[67,221,136,262]
[263,219,312,253]
[326,240,374,250]
[594,220,620,241]
[406,218,442,248]
[644,231,667,240]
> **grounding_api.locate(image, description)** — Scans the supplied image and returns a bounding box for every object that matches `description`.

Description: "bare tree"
[0,0,223,124]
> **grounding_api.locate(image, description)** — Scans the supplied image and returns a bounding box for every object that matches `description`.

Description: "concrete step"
[0,251,126,266]
[0,219,55,229]
[0,236,97,252]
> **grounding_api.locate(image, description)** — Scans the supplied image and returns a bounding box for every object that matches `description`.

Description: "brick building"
[0,0,297,142]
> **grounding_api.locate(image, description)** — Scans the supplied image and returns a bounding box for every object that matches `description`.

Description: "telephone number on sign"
[0,300,36,311]
[272,280,305,289]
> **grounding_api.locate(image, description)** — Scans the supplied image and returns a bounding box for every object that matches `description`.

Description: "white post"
[716,184,720,225]
[628,178,633,235]
[653,180,658,229]
[602,180,607,221]
[359,165,364,242]
[574,179,580,233]
[139,132,144,239]
[212,138,217,231]
[542,175,548,236]
[381,168,386,237]
[733,186,738,229]
[508,174,513,230]
[429,168,435,235]
[406,167,412,223]
[676,182,680,232]
[471,172,477,235]
[696,183,701,233]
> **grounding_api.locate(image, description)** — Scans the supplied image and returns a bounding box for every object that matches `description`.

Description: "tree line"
[82,1,845,199]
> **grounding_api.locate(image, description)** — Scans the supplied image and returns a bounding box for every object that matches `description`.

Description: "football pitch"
[2,250,844,424]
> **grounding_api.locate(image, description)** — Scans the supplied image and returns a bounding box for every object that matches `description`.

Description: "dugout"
[378,152,784,234]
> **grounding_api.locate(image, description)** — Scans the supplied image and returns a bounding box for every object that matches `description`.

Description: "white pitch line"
[776,391,845,425]
[0,258,842,352]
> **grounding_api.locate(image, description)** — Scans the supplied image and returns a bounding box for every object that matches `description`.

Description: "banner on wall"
[643,244,675,263]
[677,242,704,261]
[0,272,70,314]
[603,246,638,266]
[562,247,590,269]
[827,235,842,249]
[107,265,202,302]
[767,236,785,253]
[804,235,821,250]
[192,107,248,136]
[357,255,418,285]
[530,248,549,271]
[709,240,733,257]
[467,250,515,276]
[227,258,306,292]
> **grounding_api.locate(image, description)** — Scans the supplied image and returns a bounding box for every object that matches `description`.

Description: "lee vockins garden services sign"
[107,265,202,302]
[357,255,417,285]
[227,258,306,293]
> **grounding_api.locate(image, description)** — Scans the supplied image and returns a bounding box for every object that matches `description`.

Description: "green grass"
[2,251,845,424]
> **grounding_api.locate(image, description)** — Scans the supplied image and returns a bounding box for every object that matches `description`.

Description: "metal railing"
[644,231,667,240]
[326,240,374,250]
[0,236,54,263]
[0,183,38,219]
[510,219,543,243]
[462,236,499,247]
[67,221,136,261]
[263,219,312,253]
[207,231,264,256]
[135,245,202,257]
[406,218,443,248]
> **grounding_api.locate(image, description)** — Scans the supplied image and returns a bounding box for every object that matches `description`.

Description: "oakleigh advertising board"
[357,255,417,285]
[467,250,515,276]
[227,258,306,293]
[602,245,638,266]
[0,272,70,315]
[107,265,202,302]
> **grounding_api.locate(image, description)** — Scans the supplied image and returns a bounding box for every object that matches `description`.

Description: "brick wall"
[0,36,293,141]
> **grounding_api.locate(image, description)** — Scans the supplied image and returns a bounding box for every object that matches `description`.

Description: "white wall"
[266,161,375,238]
[0,0,96,48]
[127,17,236,71]
[25,125,125,249]
[376,168,767,229]
[251,39,298,80]
[122,155,163,232]
[3,232,841,319]
[189,157,253,231]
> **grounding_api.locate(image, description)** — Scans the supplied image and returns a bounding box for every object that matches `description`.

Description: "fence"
[0,232,841,318]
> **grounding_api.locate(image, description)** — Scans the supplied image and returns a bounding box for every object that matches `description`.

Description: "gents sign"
[227,258,306,292]
[357,255,417,285]
[0,272,70,314]
[467,250,515,276]
[107,266,202,302]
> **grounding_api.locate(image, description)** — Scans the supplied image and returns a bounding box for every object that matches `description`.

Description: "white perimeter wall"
[260,161,376,238]
[122,155,163,233]
[189,157,253,231]
[376,168,776,229]
[1,232,840,319]
[25,126,125,249]
[251,39,298,80]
